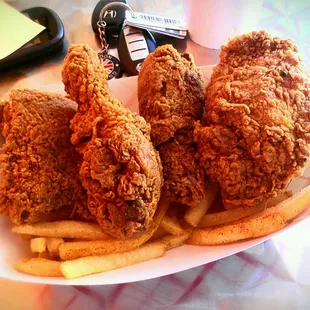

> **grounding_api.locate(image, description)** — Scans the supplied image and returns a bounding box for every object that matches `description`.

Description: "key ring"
[97,20,108,52]
[97,2,136,53]
[96,2,136,80]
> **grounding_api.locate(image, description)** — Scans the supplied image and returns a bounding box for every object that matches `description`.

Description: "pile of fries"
[13,184,310,279]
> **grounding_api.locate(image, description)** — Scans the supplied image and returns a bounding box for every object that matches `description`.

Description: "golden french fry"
[266,191,293,207]
[160,215,185,235]
[263,185,310,222]
[46,238,64,257]
[198,191,293,228]
[188,212,286,245]
[15,258,62,277]
[188,185,310,245]
[30,237,47,253]
[61,243,165,279]
[149,226,168,242]
[155,233,190,251]
[198,204,265,228]
[12,221,110,240]
[184,181,219,227]
[59,196,169,260]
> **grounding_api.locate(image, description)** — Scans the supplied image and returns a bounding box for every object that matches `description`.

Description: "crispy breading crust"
[138,45,206,207]
[195,30,310,208]
[62,44,163,239]
[0,89,89,224]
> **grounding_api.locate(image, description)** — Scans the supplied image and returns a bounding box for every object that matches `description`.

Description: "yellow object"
[0,1,45,60]
[60,243,166,279]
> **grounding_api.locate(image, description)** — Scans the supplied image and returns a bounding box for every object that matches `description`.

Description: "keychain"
[96,1,136,79]
[97,2,157,77]
[92,0,128,42]
[97,19,122,79]
[96,2,186,77]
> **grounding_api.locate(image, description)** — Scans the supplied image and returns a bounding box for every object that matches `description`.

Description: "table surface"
[1,0,310,309]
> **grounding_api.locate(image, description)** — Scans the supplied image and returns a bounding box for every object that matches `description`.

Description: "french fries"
[188,212,286,245]
[59,196,169,260]
[149,226,168,242]
[30,236,64,255]
[160,215,185,235]
[184,181,219,227]
[198,204,265,228]
[30,237,47,253]
[61,243,165,279]
[11,184,310,280]
[188,185,310,245]
[263,185,310,222]
[15,258,62,277]
[30,237,63,258]
[46,238,64,257]
[266,191,292,206]
[155,233,190,251]
[12,221,110,240]
[198,191,292,228]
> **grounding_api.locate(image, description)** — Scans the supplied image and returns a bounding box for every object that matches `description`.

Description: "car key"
[92,0,127,43]
[118,25,157,76]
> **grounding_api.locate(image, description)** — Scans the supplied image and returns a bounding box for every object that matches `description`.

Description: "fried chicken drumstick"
[0,89,88,224]
[138,45,206,207]
[62,44,163,239]
[195,31,310,209]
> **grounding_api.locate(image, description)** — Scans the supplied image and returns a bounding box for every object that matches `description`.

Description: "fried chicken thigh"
[62,44,163,239]
[195,31,310,208]
[0,89,88,224]
[138,45,206,207]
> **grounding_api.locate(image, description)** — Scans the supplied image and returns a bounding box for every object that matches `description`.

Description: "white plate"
[0,66,309,285]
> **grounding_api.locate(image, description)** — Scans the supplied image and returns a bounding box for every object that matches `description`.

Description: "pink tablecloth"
[1,218,309,309]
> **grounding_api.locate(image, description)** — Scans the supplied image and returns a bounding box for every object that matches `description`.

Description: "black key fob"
[118,26,157,76]
[91,0,127,43]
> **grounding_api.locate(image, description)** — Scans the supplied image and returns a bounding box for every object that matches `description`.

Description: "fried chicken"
[195,30,310,209]
[62,44,163,239]
[138,45,206,207]
[0,89,89,224]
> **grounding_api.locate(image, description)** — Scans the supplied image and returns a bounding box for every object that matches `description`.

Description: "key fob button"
[118,26,157,76]
[129,40,148,51]
[131,49,149,61]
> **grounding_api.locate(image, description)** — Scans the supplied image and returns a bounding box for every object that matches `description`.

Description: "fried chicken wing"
[195,31,310,208]
[62,44,163,239]
[138,45,206,207]
[0,89,89,224]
